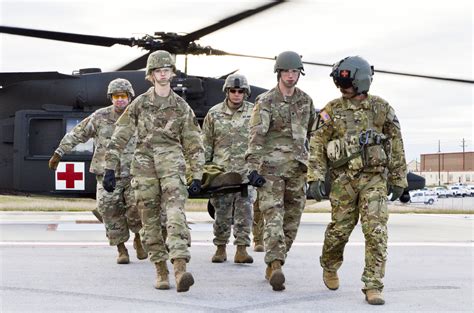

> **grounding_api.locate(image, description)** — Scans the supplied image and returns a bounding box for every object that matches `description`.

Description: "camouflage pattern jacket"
[246,86,316,172]
[308,94,408,188]
[55,105,136,177]
[202,100,254,178]
[105,87,204,180]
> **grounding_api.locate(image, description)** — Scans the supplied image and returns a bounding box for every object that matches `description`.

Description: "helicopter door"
[12,110,95,195]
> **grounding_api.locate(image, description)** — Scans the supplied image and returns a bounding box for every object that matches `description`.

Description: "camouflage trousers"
[131,175,191,263]
[96,176,142,246]
[321,172,388,291]
[252,196,264,245]
[259,161,307,265]
[211,187,256,246]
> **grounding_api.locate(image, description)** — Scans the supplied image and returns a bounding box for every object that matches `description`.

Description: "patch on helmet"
[340,70,350,78]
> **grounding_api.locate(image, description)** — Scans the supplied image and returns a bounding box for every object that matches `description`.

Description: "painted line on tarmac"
[0,241,472,247]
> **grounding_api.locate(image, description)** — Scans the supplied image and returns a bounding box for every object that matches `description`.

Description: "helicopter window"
[66,118,94,155]
[28,118,63,156]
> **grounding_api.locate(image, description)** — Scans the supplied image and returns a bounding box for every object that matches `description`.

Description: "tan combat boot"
[269,260,285,291]
[211,245,227,263]
[234,245,254,263]
[323,270,339,290]
[365,289,385,305]
[173,259,194,292]
[253,241,264,252]
[154,261,170,290]
[116,242,129,264]
[133,233,147,260]
[265,264,272,280]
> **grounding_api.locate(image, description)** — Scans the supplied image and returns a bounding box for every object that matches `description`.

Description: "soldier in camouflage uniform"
[202,74,256,264]
[246,51,317,291]
[103,50,204,293]
[48,78,147,264]
[307,56,408,305]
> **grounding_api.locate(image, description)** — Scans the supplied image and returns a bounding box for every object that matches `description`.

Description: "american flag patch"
[320,110,330,122]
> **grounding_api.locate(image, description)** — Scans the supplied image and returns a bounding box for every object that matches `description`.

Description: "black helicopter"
[2,0,469,201]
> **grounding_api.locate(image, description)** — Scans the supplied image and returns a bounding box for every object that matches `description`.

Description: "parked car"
[432,186,448,198]
[409,190,438,205]
[466,185,474,196]
[447,185,468,197]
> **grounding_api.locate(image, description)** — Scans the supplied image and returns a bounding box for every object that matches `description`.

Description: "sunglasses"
[229,89,245,94]
[111,93,129,100]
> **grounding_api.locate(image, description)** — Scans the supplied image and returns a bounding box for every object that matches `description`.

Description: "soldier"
[202,74,256,264]
[307,56,408,305]
[48,78,146,264]
[246,51,317,291]
[103,50,204,293]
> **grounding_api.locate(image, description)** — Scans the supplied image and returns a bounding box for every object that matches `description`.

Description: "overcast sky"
[1,0,472,162]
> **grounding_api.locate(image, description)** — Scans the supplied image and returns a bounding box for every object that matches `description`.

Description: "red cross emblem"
[340,70,350,78]
[55,162,85,190]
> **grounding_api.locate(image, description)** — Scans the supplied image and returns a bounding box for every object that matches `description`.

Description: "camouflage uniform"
[105,87,204,263]
[202,100,256,247]
[246,86,316,265]
[252,196,264,246]
[308,95,408,291]
[55,105,141,245]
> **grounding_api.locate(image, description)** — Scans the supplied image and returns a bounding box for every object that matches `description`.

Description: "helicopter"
[1,0,471,201]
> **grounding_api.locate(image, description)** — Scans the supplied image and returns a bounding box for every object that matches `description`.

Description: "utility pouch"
[346,136,364,171]
[327,139,343,162]
[363,145,387,167]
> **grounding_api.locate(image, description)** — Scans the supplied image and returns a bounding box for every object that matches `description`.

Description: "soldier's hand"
[388,185,404,201]
[247,170,266,187]
[103,169,116,193]
[308,180,327,201]
[48,152,61,170]
[188,179,202,196]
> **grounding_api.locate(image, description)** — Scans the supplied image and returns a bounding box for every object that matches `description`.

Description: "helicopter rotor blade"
[220,52,474,84]
[180,0,286,43]
[117,52,151,71]
[0,25,134,47]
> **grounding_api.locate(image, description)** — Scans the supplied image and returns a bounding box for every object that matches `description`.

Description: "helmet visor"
[334,77,353,89]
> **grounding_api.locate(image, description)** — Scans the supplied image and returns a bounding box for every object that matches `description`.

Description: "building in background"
[412,152,474,186]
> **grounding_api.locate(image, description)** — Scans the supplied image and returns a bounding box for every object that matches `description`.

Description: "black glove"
[247,170,266,187]
[188,179,202,196]
[388,185,404,201]
[308,180,327,201]
[103,169,116,193]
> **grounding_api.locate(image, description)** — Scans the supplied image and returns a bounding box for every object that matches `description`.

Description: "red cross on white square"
[55,162,85,190]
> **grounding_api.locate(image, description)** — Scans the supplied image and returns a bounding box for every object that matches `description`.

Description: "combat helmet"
[146,50,176,76]
[274,51,305,75]
[107,78,135,97]
[222,73,251,96]
[330,56,374,94]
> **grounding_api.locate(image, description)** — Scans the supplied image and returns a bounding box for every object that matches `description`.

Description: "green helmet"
[222,73,251,95]
[146,50,176,76]
[274,51,304,73]
[330,56,374,94]
[107,78,135,97]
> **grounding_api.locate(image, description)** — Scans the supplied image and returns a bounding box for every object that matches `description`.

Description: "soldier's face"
[152,67,173,86]
[280,69,300,88]
[111,92,130,112]
[339,86,357,98]
[227,88,245,108]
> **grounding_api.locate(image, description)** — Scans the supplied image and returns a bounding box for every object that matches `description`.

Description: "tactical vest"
[326,96,389,173]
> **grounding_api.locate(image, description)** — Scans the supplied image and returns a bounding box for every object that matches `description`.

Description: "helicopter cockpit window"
[66,118,94,155]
